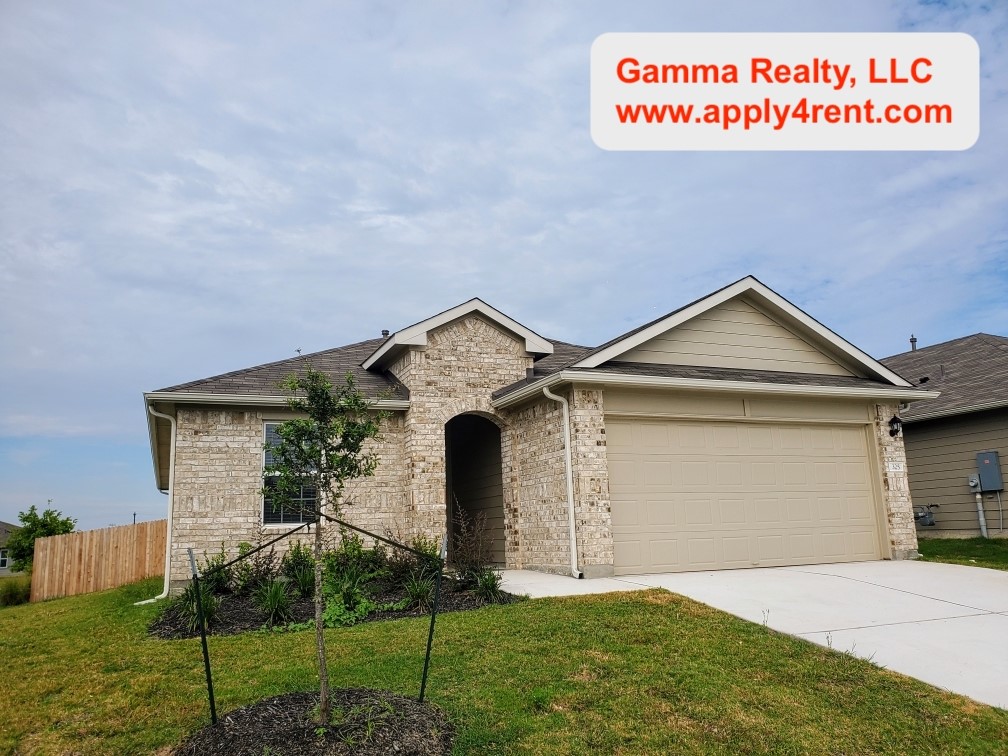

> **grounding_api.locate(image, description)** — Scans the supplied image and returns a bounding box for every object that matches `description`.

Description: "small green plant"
[322,563,377,627]
[281,541,315,599]
[0,575,32,607]
[174,580,219,632]
[472,566,506,605]
[402,569,436,612]
[256,579,293,627]
[200,544,232,595]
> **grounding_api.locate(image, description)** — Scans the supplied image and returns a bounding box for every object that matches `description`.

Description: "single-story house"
[145,276,937,591]
[881,333,1008,537]
[0,520,19,575]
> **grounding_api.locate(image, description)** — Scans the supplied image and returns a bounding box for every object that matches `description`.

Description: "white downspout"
[543,386,583,579]
[136,405,177,605]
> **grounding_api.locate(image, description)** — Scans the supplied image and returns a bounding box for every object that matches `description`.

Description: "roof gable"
[362,297,553,370]
[573,276,912,387]
[614,296,855,376]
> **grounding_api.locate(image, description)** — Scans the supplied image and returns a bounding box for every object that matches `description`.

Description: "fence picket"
[29,520,168,602]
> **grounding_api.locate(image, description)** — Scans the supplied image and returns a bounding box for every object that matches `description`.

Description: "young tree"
[7,504,76,572]
[264,365,384,724]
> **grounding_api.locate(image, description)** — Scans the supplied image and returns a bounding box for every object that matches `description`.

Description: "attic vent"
[381,329,390,338]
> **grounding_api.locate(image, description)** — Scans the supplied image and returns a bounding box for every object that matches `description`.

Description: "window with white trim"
[0,548,9,569]
[263,423,317,525]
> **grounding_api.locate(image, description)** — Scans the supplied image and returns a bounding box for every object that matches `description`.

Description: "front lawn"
[2,578,1007,754]
[917,536,1008,571]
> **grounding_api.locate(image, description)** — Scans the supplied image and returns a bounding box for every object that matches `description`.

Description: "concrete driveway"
[501,560,1008,710]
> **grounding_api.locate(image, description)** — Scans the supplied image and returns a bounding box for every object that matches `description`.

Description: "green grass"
[0,574,31,607]
[917,537,1008,571]
[2,579,1007,754]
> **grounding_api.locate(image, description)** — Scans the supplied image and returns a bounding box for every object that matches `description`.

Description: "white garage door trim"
[607,416,884,575]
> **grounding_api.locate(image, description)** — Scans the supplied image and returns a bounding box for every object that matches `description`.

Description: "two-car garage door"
[607,418,882,575]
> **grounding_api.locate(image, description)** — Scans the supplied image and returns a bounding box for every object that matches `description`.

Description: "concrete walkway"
[500,561,1008,710]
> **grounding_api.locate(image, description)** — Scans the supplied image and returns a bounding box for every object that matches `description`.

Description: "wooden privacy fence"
[30,519,167,602]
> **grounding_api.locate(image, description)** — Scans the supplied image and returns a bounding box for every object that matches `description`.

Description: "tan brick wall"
[505,395,572,572]
[569,388,614,575]
[388,315,532,556]
[872,402,919,559]
[168,406,408,590]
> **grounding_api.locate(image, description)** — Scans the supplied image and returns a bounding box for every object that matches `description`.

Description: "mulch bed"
[173,689,453,756]
[149,583,519,640]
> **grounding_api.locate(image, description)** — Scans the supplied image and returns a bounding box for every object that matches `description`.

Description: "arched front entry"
[445,414,505,565]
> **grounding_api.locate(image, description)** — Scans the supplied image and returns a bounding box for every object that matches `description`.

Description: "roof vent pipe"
[910,334,917,351]
[542,385,583,579]
[381,329,390,338]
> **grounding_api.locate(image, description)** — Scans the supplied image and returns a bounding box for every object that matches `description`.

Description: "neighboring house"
[146,276,936,591]
[0,520,20,576]
[882,334,1008,538]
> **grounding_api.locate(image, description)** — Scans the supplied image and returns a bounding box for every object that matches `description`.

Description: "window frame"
[0,548,8,569]
[262,421,318,527]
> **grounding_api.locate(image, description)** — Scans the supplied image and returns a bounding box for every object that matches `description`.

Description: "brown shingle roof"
[881,334,1008,421]
[492,362,902,400]
[157,338,408,399]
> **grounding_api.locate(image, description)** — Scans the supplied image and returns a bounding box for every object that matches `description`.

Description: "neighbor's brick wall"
[388,315,531,554]
[872,402,919,559]
[168,407,408,590]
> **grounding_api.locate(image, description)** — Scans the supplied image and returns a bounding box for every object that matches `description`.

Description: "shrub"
[451,508,492,582]
[200,544,232,595]
[472,567,506,605]
[402,569,436,612]
[281,541,315,599]
[175,580,219,632]
[385,531,441,587]
[256,579,293,626]
[321,534,390,627]
[0,575,31,607]
[230,541,279,596]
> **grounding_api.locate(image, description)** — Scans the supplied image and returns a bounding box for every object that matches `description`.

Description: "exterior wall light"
[888,416,903,437]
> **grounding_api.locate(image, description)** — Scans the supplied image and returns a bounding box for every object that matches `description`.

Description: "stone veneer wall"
[388,315,532,554]
[872,402,919,559]
[168,406,408,589]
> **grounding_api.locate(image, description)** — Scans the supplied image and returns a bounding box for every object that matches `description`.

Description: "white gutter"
[494,370,940,409]
[143,391,410,410]
[542,386,583,579]
[136,405,176,605]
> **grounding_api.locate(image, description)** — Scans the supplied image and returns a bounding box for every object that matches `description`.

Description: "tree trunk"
[314,517,330,724]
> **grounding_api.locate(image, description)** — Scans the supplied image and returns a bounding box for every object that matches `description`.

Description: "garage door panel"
[645,499,676,526]
[609,417,882,574]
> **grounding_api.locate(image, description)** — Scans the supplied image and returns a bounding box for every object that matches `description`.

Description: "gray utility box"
[977,451,1004,492]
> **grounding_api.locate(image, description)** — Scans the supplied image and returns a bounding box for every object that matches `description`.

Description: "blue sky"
[1,1,1005,530]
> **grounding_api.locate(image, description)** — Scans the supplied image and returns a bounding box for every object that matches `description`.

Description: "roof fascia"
[362,298,553,370]
[905,398,1008,424]
[491,369,939,409]
[143,391,409,410]
[572,277,913,388]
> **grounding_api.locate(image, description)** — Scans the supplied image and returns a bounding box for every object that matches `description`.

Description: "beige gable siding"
[904,408,1008,536]
[616,297,854,376]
